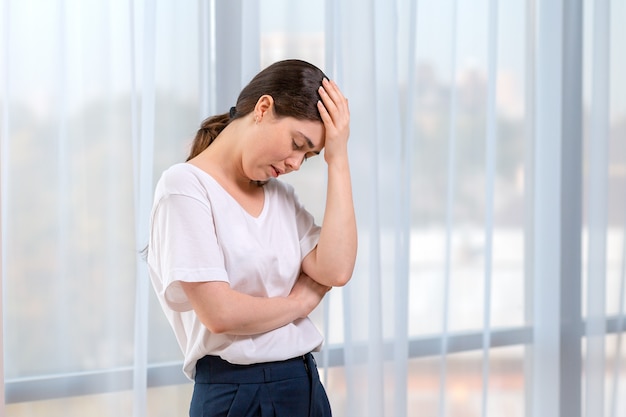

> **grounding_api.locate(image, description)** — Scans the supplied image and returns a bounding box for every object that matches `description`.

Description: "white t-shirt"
[147,163,323,380]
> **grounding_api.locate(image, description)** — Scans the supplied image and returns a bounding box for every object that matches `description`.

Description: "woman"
[147,59,357,416]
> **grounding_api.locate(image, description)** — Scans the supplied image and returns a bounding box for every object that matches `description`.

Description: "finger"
[319,87,347,128]
[318,85,338,116]
[323,78,348,110]
[322,78,343,99]
[317,100,334,127]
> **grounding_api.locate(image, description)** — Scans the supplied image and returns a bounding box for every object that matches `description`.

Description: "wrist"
[325,151,350,168]
[286,293,308,319]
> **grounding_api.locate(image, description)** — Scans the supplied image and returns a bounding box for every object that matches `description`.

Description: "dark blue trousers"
[190,353,332,417]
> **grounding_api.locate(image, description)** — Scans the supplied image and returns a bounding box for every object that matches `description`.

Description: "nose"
[285,155,303,172]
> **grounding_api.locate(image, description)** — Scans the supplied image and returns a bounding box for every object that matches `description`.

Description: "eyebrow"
[296,131,321,154]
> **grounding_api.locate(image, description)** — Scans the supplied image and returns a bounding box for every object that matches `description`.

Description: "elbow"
[321,260,356,287]
[332,276,351,287]
[331,249,357,287]
[205,322,228,335]
[202,321,226,335]
[199,314,235,335]
[333,257,356,287]
[329,268,354,287]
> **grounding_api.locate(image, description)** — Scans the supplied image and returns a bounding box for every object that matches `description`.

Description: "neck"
[190,122,257,191]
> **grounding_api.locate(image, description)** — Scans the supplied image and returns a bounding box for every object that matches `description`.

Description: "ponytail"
[186,112,230,161]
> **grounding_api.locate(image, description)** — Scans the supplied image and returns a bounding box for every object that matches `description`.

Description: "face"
[243,112,325,182]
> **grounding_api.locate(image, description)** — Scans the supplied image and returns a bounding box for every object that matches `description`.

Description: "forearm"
[305,77,357,287]
[306,155,357,287]
[182,281,303,336]
[181,274,328,336]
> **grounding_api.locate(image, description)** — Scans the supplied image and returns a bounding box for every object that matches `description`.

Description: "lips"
[271,165,282,178]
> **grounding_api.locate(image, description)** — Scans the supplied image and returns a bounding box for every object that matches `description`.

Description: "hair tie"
[229,106,237,119]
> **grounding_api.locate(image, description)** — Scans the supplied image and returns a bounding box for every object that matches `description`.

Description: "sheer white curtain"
[0,1,205,415]
[1,1,626,417]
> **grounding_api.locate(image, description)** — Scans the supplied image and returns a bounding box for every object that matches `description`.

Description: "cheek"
[262,139,291,161]
[241,147,261,173]
[241,145,273,179]
[247,131,292,165]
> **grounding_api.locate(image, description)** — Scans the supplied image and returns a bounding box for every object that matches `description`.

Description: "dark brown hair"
[186,59,327,161]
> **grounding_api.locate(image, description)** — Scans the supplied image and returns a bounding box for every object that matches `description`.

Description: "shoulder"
[159,163,200,186]
[154,163,216,203]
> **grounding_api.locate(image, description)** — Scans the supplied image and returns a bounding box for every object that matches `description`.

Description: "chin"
[252,174,271,182]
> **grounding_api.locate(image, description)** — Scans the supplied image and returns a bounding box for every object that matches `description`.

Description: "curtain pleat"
[613,212,626,417]
[394,0,416,413]
[0,0,7,410]
[338,1,372,415]
[214,0,260,111]
[524,2,537,416]
[240,1,260,87]
[132,0,156,416]
[611,12,626,414]
[481,1,499,416]
[532,1,565,416]
[321,0,337,386]
[439,2,459,415]
[613,118,626,417]
[585,1,610,416]
[320,0,337,390]
[53,0,72,373]
[198,0,213,121]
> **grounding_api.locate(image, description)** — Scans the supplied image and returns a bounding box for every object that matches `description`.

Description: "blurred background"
[1,0,625,416]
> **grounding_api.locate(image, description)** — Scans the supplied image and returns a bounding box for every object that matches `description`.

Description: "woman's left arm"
[302,78,357,287]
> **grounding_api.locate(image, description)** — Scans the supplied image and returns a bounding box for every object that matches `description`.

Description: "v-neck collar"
[186,163,269,221]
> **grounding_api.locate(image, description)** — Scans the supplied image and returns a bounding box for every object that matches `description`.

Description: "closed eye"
[292,139,303,151]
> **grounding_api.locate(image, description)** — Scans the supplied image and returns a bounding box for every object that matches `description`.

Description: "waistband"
[194,353,312,384]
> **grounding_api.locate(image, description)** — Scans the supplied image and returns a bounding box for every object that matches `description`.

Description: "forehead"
[286,118,324,149]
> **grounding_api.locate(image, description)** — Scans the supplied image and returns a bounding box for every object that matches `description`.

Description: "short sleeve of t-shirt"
[152,192,229,312]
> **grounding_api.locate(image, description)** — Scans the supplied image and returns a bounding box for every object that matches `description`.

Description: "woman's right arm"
[180,272,329,336]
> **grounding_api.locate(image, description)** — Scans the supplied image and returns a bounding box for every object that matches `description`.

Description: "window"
[2,1,625,416]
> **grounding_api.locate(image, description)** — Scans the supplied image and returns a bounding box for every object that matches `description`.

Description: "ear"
[254,95,274,123]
